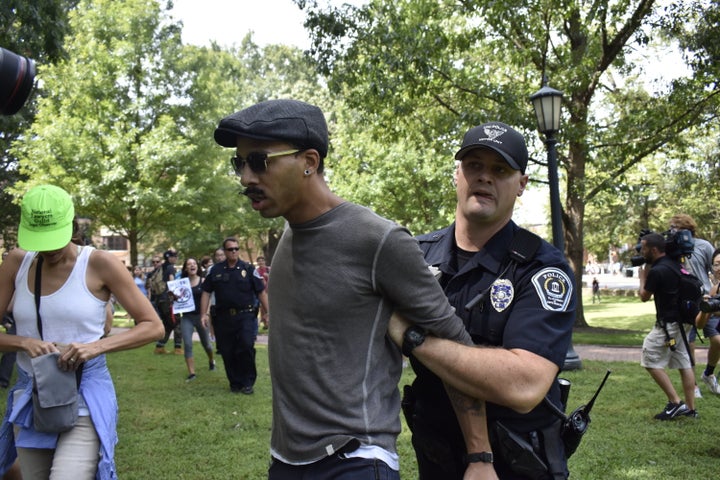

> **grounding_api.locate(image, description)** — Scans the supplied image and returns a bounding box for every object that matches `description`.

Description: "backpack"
[674,265,703,325]
[148,267,168,297]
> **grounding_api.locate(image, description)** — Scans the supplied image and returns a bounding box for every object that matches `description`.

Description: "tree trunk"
[565,108,590,328]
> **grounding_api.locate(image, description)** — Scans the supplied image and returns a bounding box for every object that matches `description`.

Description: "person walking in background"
[148,250,182,355]
[668,214,714,398]
[696,247,720,395]
[592,277,601,304]
[200,238,267,394]
[180,257,215,381]
[0,184,163,479]
[638,232,697,419]
[131,266,147,325]
[132,265,147,296]
[255,256,270,330]
[214,99,475,479]
[207,247,226,347]
[199,255,213,278]
[146,255,162,296]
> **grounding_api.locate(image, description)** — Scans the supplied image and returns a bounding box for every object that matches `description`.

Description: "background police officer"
[200,237,268,394]
[390,122,576,479]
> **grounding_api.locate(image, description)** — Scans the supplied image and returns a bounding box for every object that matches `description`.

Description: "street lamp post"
[530,80,583,371]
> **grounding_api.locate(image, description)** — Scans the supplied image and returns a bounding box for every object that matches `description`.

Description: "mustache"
[241,187,264,197]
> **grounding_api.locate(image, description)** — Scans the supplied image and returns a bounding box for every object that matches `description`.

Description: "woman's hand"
[57,341,100,371]
[21,337,59,358]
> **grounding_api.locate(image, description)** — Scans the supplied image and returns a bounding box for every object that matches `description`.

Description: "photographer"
[668,214,715,397]
[695,247,720,395]
[638,233,697,419]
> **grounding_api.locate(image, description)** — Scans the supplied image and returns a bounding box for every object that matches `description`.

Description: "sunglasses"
[230,149,300,175]
[224,247,240,252]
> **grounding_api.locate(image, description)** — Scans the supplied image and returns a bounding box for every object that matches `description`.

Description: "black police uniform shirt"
[201,260,265,310]
[644,255,682,323]
[410,220,576,433]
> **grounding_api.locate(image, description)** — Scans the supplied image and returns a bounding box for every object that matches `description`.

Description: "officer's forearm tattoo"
[447,385,485,416]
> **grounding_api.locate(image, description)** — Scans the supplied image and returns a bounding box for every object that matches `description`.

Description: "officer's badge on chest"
[490,278,514,312]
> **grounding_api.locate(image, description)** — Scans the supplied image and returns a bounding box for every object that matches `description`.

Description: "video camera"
[630,228,695,267]
[0,47,36,115]
[700,295,720,314]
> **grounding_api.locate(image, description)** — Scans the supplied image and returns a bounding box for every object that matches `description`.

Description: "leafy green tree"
[173,38,330,263]
[11,0,198,266]
[299,0,720,326]
[0,0,80,247]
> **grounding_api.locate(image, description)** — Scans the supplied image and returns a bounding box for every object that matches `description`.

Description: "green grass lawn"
[110,347,720,479]
[573,295,655,346]
[2,296,718,479]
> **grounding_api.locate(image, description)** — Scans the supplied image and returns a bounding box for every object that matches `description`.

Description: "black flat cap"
[214,99,329,158]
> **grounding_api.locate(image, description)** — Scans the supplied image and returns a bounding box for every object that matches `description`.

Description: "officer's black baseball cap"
[454,122,528,173]
[214,99,329,159]
[163,249,177,260]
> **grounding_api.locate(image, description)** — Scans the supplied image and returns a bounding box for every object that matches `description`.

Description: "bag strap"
[35,254,44,339]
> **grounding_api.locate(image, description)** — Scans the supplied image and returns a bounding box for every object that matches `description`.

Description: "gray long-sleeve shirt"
[268,202,471,464]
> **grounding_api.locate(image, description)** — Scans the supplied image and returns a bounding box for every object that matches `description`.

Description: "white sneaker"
[694,385,703,398]
[702,373,720,394]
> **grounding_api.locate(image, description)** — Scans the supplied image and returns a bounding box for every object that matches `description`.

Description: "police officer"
[391,122,576,479]
[200,237,268,394]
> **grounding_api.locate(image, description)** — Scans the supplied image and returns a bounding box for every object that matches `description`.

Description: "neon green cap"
[18,185,74,252]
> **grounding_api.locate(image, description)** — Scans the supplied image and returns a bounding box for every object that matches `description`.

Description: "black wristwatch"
[401,326,427,357]
[465,451,494,464]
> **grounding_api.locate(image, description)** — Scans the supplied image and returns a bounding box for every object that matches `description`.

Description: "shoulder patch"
[531,267,573,311]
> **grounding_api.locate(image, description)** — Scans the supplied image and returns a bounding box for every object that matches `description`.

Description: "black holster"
[492,420,568,480]
[401,385,415,428]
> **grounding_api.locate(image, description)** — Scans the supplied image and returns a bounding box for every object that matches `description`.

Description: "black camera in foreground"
[0,47,36,115]
[700,295,720,314]
[630,228,695,266]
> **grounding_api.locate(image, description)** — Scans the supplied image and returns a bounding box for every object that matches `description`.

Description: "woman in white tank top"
[0,185,164,479]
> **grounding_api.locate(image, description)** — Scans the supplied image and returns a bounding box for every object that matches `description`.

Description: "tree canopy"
[3,0,718,330]
[0,0,80,246]
[299,0,720,325]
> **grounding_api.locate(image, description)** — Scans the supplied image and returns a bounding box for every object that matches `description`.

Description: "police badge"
[490,278,514,312]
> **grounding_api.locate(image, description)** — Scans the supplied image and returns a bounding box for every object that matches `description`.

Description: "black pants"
[213,312,257,390]
[153,300,181,349]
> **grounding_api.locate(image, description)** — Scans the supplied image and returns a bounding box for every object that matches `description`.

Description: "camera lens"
[700,297,720,314]
[0,47,36,115]
[630,255,646,267]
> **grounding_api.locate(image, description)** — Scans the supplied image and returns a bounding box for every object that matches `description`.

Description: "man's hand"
[465,461,499,480]
[388,313,411,347]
